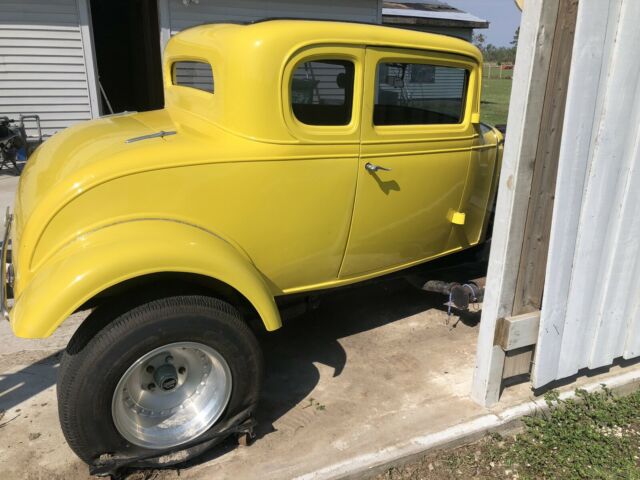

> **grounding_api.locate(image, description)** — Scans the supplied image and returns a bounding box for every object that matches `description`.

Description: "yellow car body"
[6,20,502,338]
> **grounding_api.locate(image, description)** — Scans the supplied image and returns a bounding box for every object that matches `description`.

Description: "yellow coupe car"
[2,19,502,470]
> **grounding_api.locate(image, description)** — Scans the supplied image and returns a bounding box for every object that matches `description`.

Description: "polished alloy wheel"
[111,341,232,449]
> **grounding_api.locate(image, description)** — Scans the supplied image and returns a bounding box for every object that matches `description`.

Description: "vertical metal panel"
[0,0,95,137]
[533,0,640,387]
[165,0,380,37]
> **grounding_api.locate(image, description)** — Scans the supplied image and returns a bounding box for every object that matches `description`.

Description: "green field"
[481,77,513,127]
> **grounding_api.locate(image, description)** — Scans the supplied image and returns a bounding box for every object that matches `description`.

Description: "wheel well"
[74,272,266,340]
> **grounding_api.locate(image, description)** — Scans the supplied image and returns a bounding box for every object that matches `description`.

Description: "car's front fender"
[10,219,282,338]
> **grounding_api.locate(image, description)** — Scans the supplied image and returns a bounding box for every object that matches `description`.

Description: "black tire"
[57,295,263,466]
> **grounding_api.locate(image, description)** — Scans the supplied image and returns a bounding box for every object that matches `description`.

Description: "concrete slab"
[0,174,18,211]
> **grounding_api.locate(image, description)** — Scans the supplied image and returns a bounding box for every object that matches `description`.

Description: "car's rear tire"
[57,295,263,467]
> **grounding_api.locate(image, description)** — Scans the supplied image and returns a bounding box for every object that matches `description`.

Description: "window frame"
[362,47,479,142]
[281,45,364,143]
[170,59,215,95]
[290,59,355,127]
[374,61,469,126]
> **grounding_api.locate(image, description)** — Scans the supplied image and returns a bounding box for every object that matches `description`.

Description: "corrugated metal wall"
[532,0,640,388]
[163,0,381,37]
[0,0,97,137]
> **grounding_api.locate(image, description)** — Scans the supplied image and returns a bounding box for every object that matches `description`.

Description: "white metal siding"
[0,0,97,137]
[533,0,640,387]
[162,0,380,39]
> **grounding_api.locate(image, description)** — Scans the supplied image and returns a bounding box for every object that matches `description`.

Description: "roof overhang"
[382,2,490,29]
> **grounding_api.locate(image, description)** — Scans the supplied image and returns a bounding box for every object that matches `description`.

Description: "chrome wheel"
[111,341,232,449]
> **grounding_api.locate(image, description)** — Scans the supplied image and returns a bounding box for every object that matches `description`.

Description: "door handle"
[365,162,392,173]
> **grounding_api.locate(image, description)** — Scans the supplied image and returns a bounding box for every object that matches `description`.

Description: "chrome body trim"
[125,130,177,144]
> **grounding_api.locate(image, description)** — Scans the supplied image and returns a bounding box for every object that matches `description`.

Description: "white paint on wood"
[533,0,640,388]
[471,0,558,406]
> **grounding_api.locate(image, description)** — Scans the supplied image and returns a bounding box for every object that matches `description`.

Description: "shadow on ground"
[182,248,488,468]
[0,247,488,475]
[0,350,62,413]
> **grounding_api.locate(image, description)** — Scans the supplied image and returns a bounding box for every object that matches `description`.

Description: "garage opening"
[89,0,164,114]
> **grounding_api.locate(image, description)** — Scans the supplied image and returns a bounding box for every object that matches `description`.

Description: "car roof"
[163,19,482,143]
[169,19,482,64]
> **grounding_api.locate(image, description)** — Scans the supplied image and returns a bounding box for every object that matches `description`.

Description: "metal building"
[382,1,489,41]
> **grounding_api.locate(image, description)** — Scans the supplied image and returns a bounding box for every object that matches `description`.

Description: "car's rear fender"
[10,219,282,338]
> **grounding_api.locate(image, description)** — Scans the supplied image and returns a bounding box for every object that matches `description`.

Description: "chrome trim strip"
[125,130,177,144]
[1,207,12,322]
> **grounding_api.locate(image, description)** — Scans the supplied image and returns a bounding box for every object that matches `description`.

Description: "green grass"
[377,387,640,480]
[481,77,513,127]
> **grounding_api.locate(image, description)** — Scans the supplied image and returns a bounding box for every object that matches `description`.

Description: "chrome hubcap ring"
[111,341,232,449]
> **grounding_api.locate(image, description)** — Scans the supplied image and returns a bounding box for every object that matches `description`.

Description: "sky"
[445,0,522,47]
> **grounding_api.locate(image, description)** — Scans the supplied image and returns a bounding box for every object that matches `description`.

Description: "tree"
[511,26,520,48]
[473,33,486,51]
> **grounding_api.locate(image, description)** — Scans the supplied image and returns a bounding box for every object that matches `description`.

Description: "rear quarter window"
[291,59,355,126]
[172,61,214,94]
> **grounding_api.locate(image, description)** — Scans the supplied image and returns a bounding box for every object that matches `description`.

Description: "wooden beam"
[512,0,579,314]
[494,311,541,351]
[471,0,560,407]
[500,0,579,385]
[503,347,535,379]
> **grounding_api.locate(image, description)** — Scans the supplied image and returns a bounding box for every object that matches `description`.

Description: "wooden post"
[503,0,579,380]
[471,0,578,407]
[512,0,579,315]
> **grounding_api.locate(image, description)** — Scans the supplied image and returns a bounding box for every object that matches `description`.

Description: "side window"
[374,62,468,126]
[291,59,355,126]
[172,61,214,94]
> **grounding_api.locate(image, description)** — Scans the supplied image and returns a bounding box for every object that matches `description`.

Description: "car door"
[339,46,480,278]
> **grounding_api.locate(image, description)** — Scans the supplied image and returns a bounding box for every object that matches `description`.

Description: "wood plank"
[503,347,535,379]
[494,311,541,351]
[471,0,560,407]
[512,0,578,315]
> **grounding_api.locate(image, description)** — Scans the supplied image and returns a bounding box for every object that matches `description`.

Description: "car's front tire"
[57,295,263,466]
